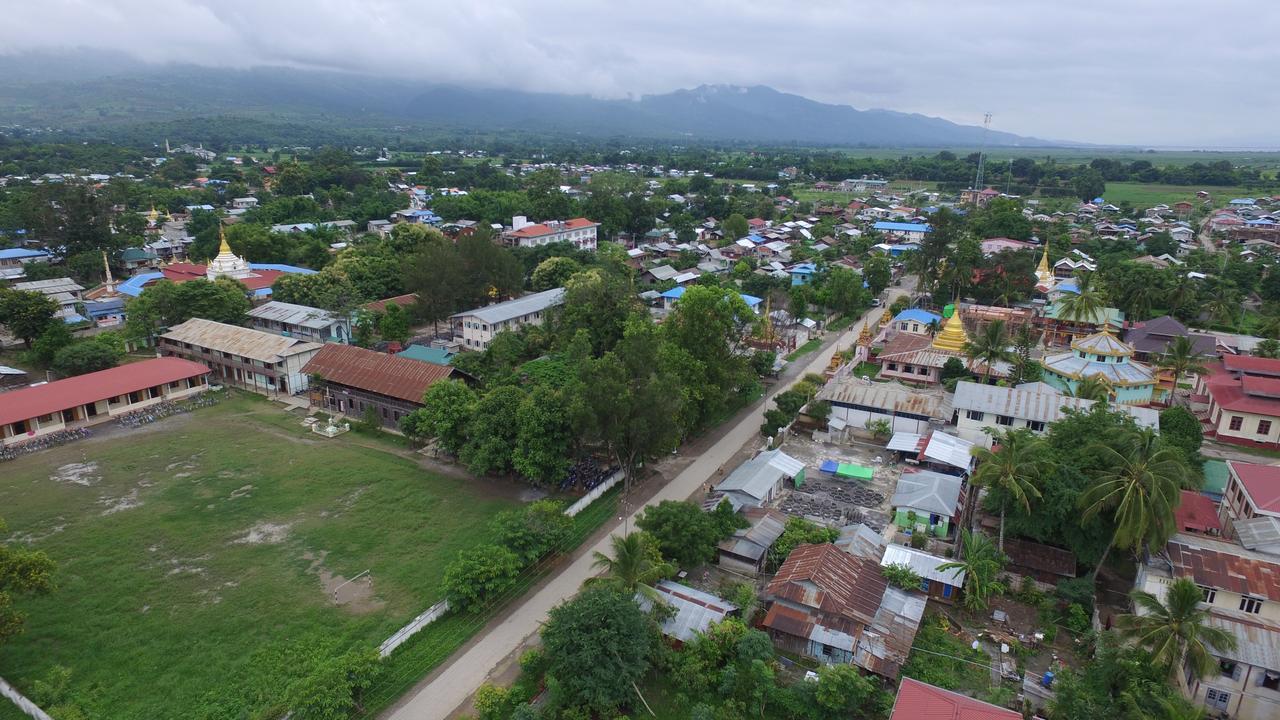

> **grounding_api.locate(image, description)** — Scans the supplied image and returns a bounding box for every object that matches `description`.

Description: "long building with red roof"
[1194,356,1280,449]
[0,358,210,446]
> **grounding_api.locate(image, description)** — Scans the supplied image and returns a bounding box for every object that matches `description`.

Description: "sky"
[2,0,1278,147]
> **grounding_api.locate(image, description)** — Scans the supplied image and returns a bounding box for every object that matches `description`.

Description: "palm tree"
[1256,338,1280,359]
[969,430,1048,551]
[938,530,1007,611]
[1056,272,1108,333]
[591,531,674,598]
[1158,336,1208,401]
[1256,306,1280,340]
[963,319,1013,384]
[1207,291,1242,330]
[1080,429,1189,587]
[1118,577,1238,680]
[1070,374,1112,402]
[1124,281,1164,322]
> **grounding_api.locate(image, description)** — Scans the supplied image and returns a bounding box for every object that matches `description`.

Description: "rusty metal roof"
[1167,534,1280,602]
[162,318,322,363]
[1001,537,1077,578]
[765,543,887,627]
[818,378,952,420]
[302,344,455,404]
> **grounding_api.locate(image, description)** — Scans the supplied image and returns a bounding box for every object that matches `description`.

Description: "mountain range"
[0,54,1071,147]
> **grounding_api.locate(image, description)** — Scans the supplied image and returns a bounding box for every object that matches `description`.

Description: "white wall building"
[504,217,599,249]
[951,381,1159,447]
[451,288,565,350]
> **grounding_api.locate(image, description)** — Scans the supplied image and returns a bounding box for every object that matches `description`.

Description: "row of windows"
[1226,415,1272,435]
[1199,584,1264,614]
[885,363,930,376]
[963,410,1045,432]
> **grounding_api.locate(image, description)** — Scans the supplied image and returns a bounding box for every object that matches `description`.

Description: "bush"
[1064,603,1091,634]
[443,544,523,611]
[910,532,929,550]
[1055,577,1095,613]
[881,562,923,589]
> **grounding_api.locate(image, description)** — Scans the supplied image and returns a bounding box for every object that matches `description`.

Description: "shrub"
[443,544,523,611]
[882,562,923,589]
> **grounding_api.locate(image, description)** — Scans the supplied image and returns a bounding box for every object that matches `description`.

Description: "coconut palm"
[1056,272,1108,331]
[1157,335,1208,401]
[1080,429,1189,587]
[938,530,1007,611]
[1118,577,1238,680]
[1070,374,1112,402]
[1256,338,1280,359]
[591,531,674,598]
[969,429,1049,551]
[1123,281,1164,322]
[1207,291,1242,330]
[962,319,1013,384]
[1256,308,1280,340]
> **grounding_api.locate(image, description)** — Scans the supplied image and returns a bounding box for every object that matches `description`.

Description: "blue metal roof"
[790,263,817,275]
[740,293,763,307]
[1230,198,1256,205]
[893,309,941,325]
[117,272,164,297]
[1054,280,1080,295]
[746,234,766,244]
[660,286,686,299]
[61,313,88,324]
[0,248,50,261]
[872,221,932,233]
[249,263,318,275]
[662,286,761,308]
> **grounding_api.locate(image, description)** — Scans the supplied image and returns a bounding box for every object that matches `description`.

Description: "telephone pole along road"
[384,289,908,720]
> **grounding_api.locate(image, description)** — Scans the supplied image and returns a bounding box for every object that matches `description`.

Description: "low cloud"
[1,0,1275,146]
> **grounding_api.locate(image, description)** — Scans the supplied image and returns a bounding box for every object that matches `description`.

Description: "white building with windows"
[503,216,599,249]
[1135,532,1280,720]
[450,288,565,350]
[951,381,1159,447]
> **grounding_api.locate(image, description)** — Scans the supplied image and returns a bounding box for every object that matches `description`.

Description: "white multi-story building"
[503,216,599,250]
[451,288,565,350]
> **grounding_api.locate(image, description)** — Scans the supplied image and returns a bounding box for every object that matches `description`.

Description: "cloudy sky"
[3,0,1277,147]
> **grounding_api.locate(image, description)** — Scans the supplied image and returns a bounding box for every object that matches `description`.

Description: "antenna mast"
[972,112,992,204]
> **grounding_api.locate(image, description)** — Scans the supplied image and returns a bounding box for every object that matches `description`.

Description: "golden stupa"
[931,309,970,353]
[1035,243,1054,290]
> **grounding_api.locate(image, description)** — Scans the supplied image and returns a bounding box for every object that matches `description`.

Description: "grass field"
[0,392,521,719]
[1098,181,1264,208]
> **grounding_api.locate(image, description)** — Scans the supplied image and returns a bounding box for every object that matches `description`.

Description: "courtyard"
[0,392,523,719]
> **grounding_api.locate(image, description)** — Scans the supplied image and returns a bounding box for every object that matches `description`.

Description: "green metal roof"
[1202,459,1229,497]
[396,345,454,365]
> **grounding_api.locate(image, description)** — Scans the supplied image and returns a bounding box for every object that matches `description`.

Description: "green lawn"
[785,338,824,361]
[0,392,519,719]
[1098,181,1267,208]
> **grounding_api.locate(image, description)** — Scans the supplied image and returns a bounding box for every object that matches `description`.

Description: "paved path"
[382,292,905,720]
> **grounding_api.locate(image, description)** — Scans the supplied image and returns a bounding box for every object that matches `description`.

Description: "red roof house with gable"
[1194,357,1280,449]
[889,677,1021,720]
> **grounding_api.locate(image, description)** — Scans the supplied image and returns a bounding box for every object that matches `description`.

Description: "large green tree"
[399,379,478,454]
[442,544,523,611]
[0,519,56,647]
[124,278,251,340]
[0,288,58,347]
[636,500,741,569]
[969,429,1048,550]
[962,318,1013,384]
[512,386,574,485]
[460,385,526,475]
[541,586,656,716]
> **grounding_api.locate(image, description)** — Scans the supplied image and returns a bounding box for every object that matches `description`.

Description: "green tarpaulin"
[835,463,874,480]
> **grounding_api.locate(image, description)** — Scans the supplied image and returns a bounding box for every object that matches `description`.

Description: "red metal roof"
[1229,461,1280,514]
[890,678,1021,720]
[510,217,598,238]
[1204,364,1280,416]
[302,344,454,404]
[1242,374,1280,399]
[1174,490,1222,534]
[0,358,209,427]
[765,543,886,627]
[361,293,418,313]
[1222,354,1280,377]
[158,264,283,291]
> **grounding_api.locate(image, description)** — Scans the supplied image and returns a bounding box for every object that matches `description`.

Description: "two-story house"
[1218,461,1280,539]
[450,288,565,350]
[1135,532,1280,720]
[247,301,351,344]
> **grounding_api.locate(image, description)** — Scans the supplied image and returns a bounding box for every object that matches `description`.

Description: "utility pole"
[971,113,992,205]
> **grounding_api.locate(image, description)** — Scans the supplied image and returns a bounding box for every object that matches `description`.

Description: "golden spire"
[932,307,970,353]
[856,321,872,346]
[1035,243,1054,289]
[218,226,232,255]
[147,205,159,226]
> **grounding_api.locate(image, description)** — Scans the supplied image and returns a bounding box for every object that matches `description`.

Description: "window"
[919,578,930,593]
[1260,420,1273,435]
[1200,585,1217,604]
[1229,415,1244,431]
[966,410,985,421]
[1240,595,1263,614]
[996,415,1013,426]
[888,363,899,371]
[1220,659,1239,678]
[1205,688,1231,710]
[917,366,929,375]
[1262,671,1280,691]
[1029,421,1046,432]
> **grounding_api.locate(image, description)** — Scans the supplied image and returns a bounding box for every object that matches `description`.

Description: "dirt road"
[382,291,906,720]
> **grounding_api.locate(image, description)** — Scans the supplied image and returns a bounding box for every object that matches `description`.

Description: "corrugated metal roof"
[1236,516,1280,553]
[886,432,923,452]
[0,358,209,427]
[819,379,952,420]
[882,544,964,586]
[891,470,962,516]
[639,580,737,643]
[162,318,323,364]
[923,432,975,471]
[855,586,926,679]
[451,288,565,324]
[1167,534,1280,602]
[889,677,1021,720]
[765,543,887,627]
[719,508,787,563]
[1207,613,1280,670]
[247,301,340,330]
[302,344,454,404]
[952,381,1159,429]
[715,449,803,504]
